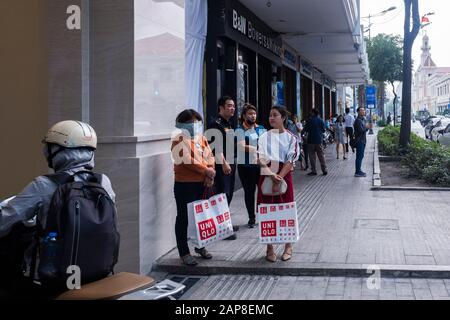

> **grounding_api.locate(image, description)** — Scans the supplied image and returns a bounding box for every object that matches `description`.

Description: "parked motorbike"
[0,196,185,300]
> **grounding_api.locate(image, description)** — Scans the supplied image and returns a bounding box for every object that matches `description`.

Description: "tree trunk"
[390,81,397,126]
[377,82,385,121]
[400,0,420,149]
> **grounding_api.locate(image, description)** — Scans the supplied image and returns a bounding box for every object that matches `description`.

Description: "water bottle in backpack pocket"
[38,232,60,280]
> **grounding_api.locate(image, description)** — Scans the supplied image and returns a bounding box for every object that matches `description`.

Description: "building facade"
[413,34,450,115]
[1,0,368,275]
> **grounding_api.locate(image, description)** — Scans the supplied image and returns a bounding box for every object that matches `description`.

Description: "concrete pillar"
[47,0,186,274]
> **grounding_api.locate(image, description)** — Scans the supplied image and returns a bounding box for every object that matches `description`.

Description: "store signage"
[231,9,282,57]
[282,48,297,69]
[300,59,313,77]
[314,69,322,84]
[366,86,376,109]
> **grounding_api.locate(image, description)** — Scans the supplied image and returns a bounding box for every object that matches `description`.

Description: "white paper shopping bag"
[187,193,234,248]
[257,202,299,244]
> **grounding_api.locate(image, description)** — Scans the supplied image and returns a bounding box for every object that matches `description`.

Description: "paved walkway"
[181,275,450,300]
[154,131,450,277]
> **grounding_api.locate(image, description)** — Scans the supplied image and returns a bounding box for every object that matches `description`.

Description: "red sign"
[261,221,277,237]
[198,218,216,240]
[224,212,230,220]
[280,220,287,227]
[279,205,284,210]
[216,214,224,224]
[270,206,276,212]
[211,200,217,206]
[195,204,203,214]
[288,220,295,227]
[260,207,268,214]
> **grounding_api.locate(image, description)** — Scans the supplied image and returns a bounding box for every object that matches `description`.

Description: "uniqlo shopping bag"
[187,193,234,248]
[257,202,299,244]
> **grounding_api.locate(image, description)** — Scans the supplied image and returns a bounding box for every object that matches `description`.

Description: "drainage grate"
[354,219,399,230]
[169,276,202,299]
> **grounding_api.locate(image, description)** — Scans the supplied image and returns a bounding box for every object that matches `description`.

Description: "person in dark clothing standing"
[236,104,265,228]
[304,109,328,176]
[344,107,355,153]
[208,95,239,239]
[353,107,370,177]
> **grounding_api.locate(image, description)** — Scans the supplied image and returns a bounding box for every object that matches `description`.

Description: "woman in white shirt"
[257,106,299,263]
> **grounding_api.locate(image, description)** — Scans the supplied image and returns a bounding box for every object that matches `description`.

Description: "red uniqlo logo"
[288,220,295,227]
[195,204,203,214]
[204,202,209,210]
[279,205,284,210]
[216,214,224,224]
[211,200,217,206]
[270,206,276,212]
[261,221,277,237]
[198,218,216,240]
[280,220,287,227]
[260,207,268,214]
[224,212,230,220]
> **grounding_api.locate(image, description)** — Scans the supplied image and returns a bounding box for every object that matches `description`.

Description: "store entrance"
[257,55,273,128]
[281,66,297,115]
[314,81,323,115]
[324,87,331,120]
[300,74,312,121]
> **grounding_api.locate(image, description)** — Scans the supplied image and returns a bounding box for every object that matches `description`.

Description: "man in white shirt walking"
[344,107,355,153]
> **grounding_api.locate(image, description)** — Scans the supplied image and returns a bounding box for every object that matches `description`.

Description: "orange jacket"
[171,134,215,182]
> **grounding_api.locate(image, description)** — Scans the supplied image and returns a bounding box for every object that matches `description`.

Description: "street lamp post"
[363,6,396,41]
[362,6,397,133]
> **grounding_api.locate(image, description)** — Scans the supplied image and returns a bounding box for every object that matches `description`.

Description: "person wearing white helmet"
[0,121,116,296]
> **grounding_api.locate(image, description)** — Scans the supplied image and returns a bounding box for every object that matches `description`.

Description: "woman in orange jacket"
[171,109,215,266]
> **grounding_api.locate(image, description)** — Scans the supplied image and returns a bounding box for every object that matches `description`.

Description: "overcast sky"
[360,0,450,71]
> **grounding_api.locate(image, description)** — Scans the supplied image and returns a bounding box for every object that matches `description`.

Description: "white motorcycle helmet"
[43,120,97,168]
[43,120,97,149]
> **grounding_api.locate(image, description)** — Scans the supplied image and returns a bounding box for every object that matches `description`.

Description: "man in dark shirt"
[353,107,370,177]
[208,95,239,239]
[304,109,328,176]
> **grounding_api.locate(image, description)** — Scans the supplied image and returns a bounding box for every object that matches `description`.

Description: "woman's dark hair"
[337,115,344,123]
[239,103,257,124]
[271,105,288,128]
[175,109,203,124]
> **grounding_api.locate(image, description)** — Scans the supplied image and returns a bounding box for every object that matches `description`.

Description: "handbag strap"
[202,187,215,199]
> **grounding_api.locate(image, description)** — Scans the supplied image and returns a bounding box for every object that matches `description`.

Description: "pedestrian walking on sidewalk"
[353,107,370,177]
[257,106,299,263]
[208,96,239,240]
[236,104,265,229]
[171,109,216,266]
[304,109,328,176]
[344,107,355,153]
[333,115,347,160]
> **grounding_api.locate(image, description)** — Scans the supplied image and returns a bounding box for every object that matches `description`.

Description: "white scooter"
[0,197,185,300]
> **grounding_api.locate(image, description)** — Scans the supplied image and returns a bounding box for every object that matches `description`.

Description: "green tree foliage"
[366,34,403,122]
[367,34,403,85]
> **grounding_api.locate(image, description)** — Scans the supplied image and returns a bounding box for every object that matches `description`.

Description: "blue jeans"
[355,141,366,174]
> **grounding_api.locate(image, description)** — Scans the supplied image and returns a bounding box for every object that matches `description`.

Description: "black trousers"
[174,182,205,257]
[345,127,354,152]
[237,165,260,221]
[302,143,309,167]
[214,163,236,205]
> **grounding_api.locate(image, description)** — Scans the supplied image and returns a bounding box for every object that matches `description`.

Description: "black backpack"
[32,171,120,291]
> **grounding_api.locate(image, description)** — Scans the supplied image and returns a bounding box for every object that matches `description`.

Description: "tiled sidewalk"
[154,132,450,277]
